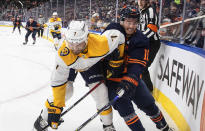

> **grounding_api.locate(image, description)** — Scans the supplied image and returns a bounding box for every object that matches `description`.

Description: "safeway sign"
[150,41,205,131]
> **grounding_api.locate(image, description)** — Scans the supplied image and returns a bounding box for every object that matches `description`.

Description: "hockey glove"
[106,59,124,78]
[104,49,124,78]
[117,74,139,97]
[54,25,59,30]
[29,26,33,31]
[45,101,63,129]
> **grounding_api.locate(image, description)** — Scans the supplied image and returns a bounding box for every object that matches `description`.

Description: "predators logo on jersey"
[60,47,70,56]
[58,42,78,66]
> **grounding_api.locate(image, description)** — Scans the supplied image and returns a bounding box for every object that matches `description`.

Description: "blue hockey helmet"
[120,6,140,22]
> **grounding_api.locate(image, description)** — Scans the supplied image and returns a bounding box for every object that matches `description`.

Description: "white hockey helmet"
[53,12,58,16]
[65,21,89,44]
[92,13,99,18]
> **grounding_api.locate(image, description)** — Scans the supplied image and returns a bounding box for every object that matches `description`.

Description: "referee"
[138,0,160,93]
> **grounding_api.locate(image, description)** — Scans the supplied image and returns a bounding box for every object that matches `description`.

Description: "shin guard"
[150,110,169,130]
[123,113,145,131]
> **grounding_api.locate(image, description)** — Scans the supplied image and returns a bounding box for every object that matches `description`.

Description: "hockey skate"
[168,128,175,131]
[33,110,64,131]
[23,42,27,45]
[160,124,175,131]
[33,39,36,45]
[103,124,116,131]
[33,114,48,131]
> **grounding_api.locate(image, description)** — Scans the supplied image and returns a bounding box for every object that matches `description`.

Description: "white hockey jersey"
[50,29,125,107]
[46,17,62,33]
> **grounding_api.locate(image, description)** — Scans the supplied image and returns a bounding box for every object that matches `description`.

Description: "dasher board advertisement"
[150,41,205,131]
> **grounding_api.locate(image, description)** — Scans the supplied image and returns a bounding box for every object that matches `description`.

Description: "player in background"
[37,14,46,38]
[46,12,62,50]
[33,20,125,131]
[12,16,22,34]
[138,0,161,93]
[102,7,174,131]
[23,17,39,45]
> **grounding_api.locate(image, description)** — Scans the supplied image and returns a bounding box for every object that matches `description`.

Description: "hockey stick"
[62,80,103,116]
[74,89,125,131]
[42,80,104,130]
[23,26,40,30]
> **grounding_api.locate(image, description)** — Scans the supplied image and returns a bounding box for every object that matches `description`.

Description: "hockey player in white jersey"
[45,12,62,50]
[33,20,125,131]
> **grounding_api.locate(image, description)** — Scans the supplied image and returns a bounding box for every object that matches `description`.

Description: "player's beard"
[72,50,82,55]
[72,46,86,55]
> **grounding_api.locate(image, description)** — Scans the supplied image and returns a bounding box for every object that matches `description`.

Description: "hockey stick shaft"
[75,95,121,131]
[42,80,103,130]
[23,26,40,29]
[61,80,103,116]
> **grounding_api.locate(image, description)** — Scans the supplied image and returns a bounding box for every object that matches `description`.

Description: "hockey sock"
[123,113,145,131]
[139,103,169,130]
[99,106,113,125]
[150,110,169,130]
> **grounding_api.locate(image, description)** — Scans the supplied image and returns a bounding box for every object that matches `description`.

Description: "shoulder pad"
[129,30,149,47]
[58,42,78,66]
[57,18,62,21]
[49,18,54,22]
